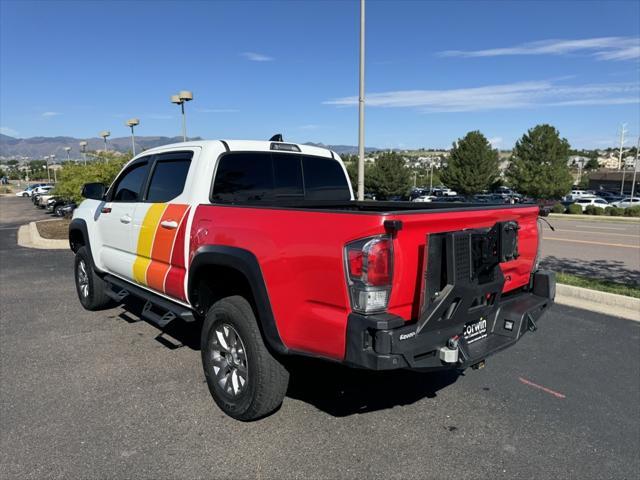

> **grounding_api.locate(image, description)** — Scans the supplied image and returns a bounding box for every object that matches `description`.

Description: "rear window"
[211,152,350,203]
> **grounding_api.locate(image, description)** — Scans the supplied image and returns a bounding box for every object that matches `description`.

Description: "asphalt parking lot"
[1,196,639,479]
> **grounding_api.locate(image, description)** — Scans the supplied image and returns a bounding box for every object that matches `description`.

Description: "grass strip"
[557,272,640,299]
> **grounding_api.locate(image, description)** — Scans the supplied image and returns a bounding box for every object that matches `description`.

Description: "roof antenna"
[269,133,283,142]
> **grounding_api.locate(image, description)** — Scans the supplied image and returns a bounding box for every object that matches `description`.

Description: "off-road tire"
[201,295,289,421]
[74,246,112,311]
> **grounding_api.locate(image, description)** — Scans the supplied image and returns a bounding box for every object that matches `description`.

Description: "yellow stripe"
[133,203,167,284]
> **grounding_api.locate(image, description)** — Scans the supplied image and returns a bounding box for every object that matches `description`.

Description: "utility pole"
[357,0,365,201]
[631,136,639,199]
[617,124,627,195]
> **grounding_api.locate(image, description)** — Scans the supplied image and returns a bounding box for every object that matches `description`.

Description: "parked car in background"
[59,202,77,218]
[595,191,624,203]
[46,197,73,216]
[432,187,458,197]
[412,195,435,203]
[15,183,50,197]
[573,197,609,211]
[563,190,596,202]
[35,194,55,208]
[611,197,640,208]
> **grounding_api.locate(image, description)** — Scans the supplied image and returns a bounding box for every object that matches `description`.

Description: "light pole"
[79,141,88,165]
[631,136,639,199]
[64,146,71,162]
[127,118,140,156]
[357,0,366,201]
[171,90,193,142]
[100,130,111,153]
[49,154,55,183]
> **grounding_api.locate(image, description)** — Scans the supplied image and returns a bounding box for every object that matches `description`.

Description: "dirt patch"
[36,219,70,240]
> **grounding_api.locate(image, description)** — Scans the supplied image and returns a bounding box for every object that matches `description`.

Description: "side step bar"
[104,274,195,326]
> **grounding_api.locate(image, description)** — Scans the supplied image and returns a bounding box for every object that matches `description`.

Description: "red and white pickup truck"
[70,139,555,420]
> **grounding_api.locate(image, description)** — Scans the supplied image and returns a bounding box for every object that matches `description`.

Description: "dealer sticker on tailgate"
[463,318,487,344]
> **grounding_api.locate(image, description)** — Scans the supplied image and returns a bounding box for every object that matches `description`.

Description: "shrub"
[551,203,566,213]
[584,205,598,215]
[605,206,624,216]
[624,205,640,217]
[53,152,128,203]
[592,206,605,215]
[566,203,583,214]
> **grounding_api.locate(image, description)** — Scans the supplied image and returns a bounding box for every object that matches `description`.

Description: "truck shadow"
[115,298,461,417]
[284,357,461,417]
[540,255,640,285]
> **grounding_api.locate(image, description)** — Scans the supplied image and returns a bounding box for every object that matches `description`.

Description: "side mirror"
[81,182,106,200]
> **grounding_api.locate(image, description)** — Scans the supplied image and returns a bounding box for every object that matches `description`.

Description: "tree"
[367,152,411,199]
[506,124,573,199]
[53,151,130,202]
[584,157,600,171]
[440,131,499,195]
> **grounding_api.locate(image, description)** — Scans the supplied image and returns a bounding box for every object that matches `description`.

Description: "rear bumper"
[344,270,555,370]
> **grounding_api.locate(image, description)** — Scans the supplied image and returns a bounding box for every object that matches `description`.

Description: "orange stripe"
[146,204,189,290]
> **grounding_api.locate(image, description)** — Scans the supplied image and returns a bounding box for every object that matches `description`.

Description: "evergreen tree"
[506,124,573,199]
[440,131,499,195]
[368,152,411,199]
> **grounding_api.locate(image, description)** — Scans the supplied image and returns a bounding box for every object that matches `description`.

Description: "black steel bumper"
[344,270,555,370]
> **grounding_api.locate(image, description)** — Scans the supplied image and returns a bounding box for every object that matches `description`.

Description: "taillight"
[534,218,542,271]
[344,235,394,313]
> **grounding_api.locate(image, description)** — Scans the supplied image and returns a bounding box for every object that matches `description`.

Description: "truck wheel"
[201,295,289,421]
[74,246,111,311]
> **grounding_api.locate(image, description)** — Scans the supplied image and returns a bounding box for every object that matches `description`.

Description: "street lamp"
[64,146,72,162]
[126,118,140,156]
[100,130,111,153]
[171,90,193,142]
[79,141,88,165]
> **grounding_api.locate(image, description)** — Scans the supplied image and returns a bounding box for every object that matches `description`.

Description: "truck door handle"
[160,220,178,229]
[120,215,132,224]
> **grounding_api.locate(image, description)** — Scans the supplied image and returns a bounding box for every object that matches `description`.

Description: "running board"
[104,274,195,324]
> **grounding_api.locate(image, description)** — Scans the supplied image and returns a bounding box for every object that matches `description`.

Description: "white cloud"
[488,137,503,148]
[41,111,61,117]
[298,124,320,130]
[196,108,239,113]
[241,52,274,62]
[439,36,640,61]
[0,126,19,136]
[324,80,640,113]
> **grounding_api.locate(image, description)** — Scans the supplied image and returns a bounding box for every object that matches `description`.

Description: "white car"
[563,190,597,202]
[33,185,54,195]
[573,197,609,211]
[412,195,435,203]
[611,197,640,208]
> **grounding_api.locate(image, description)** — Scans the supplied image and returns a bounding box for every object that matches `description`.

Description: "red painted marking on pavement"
[518,377,566,399]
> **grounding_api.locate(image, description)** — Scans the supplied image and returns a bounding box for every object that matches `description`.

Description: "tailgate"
[384,205,539,322]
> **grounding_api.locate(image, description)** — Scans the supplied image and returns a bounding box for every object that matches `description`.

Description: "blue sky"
[1,0,639,149]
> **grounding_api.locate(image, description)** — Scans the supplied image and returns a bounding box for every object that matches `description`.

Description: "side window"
[302,156,351,201]
[212,153,273,203]
[111,161,150,202]
[146,154,192,202]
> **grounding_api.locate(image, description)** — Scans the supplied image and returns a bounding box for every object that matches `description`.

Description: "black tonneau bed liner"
[211,200,537,215]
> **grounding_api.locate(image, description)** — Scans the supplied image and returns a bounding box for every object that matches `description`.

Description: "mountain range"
[0,134,378,160]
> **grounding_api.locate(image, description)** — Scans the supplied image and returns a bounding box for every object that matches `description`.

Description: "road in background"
[540,216,640,285]
[1,196,639,479]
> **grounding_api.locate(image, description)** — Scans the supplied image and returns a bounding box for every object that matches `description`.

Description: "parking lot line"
[543,237,639,248]
[518,377,566,399]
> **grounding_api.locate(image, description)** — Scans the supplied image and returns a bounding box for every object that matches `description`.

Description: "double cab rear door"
[98,149,197,303]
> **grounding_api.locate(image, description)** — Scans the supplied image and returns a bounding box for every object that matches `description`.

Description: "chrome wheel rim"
[77,260,90,298]
[210,324,248,397]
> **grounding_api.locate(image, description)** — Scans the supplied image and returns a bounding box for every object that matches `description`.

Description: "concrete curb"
[17,221,68,250]
[555,283,640,322]
[549,213,640,223]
